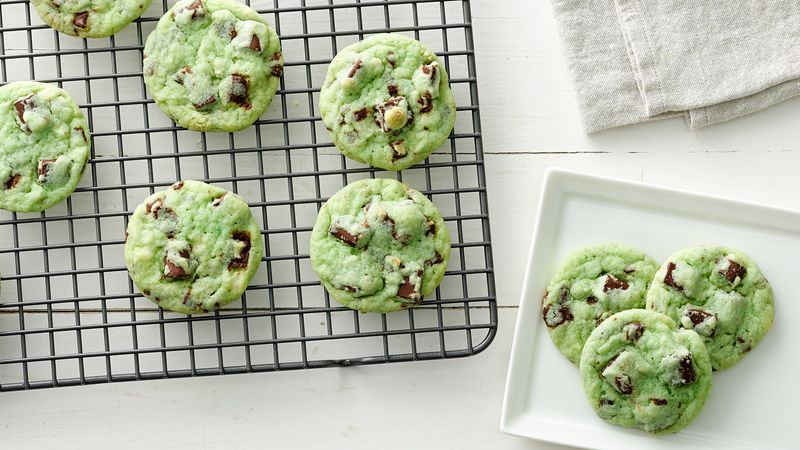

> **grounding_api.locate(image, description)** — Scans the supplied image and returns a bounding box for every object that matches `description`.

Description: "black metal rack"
[0,0,496,391]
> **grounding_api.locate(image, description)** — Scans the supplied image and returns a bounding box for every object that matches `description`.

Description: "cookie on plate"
[542,244,659,364]
[580,309,712,434]
[310,178,450,313]
[319,33,456,171]
[0,81,90,213]
[646,246,774,370]
[31,0,153,38]
[125,180,263,315]
[143,0,283,132]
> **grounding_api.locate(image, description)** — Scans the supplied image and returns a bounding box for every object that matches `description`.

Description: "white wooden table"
[4,1,800,448]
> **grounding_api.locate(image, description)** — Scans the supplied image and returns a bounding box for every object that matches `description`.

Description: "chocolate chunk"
[74,127,88,143]
[559,287,568,302]
[615,374,633,395]
[650,398,668,406]
[663,262,683,291]
[13,94,33,123]
[388,84,399,96]
[397,270,423,300]
[270,52,283,77]
[426,220,436,236]
[330,226,360,247]
[347,59,363,78]
[721,259,747,284]
[175,66,192,85]
[73,12,89,29]
[228,231,252,269]
[271,51,282,61]
[426,251,444,266]
[186,0,203,16]
[390,140,407,160]
[194,95,217,110]
[686,307,714,326]
[623,321,644,342]
[417,91,433,113]
[736,336,745,344]
[387,51,395,67]
[603,274,629,292]
[182,288,192,304]
[37,159,56,182]
[421,63,438,80]
[249,35,261,51]
[353,108,368,121]
[229,74,250,108]
[542,303,573,328]
[342,285,358,293]
[599,398,614,407]
[586,296,598,304]
[228,26,237,39]
[211,193,227,207]
[4,174,21,190]
[172,181,185,190]
[164,256,188,279]
[678,354,696,385]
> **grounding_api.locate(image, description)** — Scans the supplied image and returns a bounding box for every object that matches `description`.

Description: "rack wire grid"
[0,0,496,391]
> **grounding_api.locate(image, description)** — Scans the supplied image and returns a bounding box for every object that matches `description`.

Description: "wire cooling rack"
[0,0,496,391]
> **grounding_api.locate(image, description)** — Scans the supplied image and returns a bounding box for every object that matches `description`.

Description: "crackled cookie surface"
[542,244,659,364]
[143,0,283,132]
[0,81,90,212]
[320,33,456,171]
[125,180,263,315]
[646,246,773,370]
[310,179,450,313]
[32,0,153,38]
[580,309,712,434]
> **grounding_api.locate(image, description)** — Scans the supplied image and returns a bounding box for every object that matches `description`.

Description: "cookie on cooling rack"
[580,309,712,434]
[0,81,90,213]
[646,246,774,370]
[542,244,659,364]
[319,33,456,171]
[124,180,264,315]
[143,0,283,132]
[310,178,450,313]
[31,0,153,38]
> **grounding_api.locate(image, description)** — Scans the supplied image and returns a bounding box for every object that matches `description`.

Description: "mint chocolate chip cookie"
[125,180,264,315]
[143,0,283,132]
[319,33,456,171]
[542,244,659,364]
[0,81,90,212]
[310,178,450,313]
[580,309,712,434]
[646,246,774,370]
[32,0,153,38]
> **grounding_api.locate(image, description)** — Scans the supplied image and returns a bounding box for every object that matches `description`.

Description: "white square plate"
[500,168,797,449]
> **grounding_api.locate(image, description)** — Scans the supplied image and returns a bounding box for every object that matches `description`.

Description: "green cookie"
[542,244,659,364]
[143,0,283,132]
[125,180,264,315]
[646,246,774,370]
[320,33,456,171]
[0,81,90,213]
[310,178,450,313]
[31,0,153,38]
[580,309,712,434]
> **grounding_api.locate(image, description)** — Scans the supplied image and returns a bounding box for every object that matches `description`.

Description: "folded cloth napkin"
[552,0,800,133]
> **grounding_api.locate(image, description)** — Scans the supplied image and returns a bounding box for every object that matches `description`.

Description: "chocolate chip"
[663,262,683,291]
[418,91,433,113]
[228,231,252,269]
[426,251,444,266]
[599,398,614,407]
[686,307,714,326]
[175,66,192,85]
[397,270,423,300]
[736,336,745,344]
[347,59,363,78]
[74,127,88,143]
[353,108,368,121]
[623,321,644,342]
[615,374,633,395]
[271,65,283,77]
[4,174,21,190]
[164,256,188,279]
[182,288,192,304]
[390,140,407,160]
[388,84,399,96]
[73,12,89,29]
[243,34,259,51]
[421,63,438,80]
[37,159,55,182]
[650,398,668,406]
[678,354,696,385]
[426,220,436,236]
[172,181,184,190]
[228,26,237,39]
[603,274,629,292]
[186,0,203,16]
[342,285,358,293]
[721,259,747,283]
[542,303,573,328]
[271,51,282,61]
[330,226,359,247]
[194,95,217,110]
[13,95,33,123]
[229,74,250,108]
[586,296,598,304]
[211,193,227,207]
[387,51,395,67]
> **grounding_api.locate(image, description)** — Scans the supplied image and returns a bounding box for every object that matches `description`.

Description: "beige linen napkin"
[552,0,800,133]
